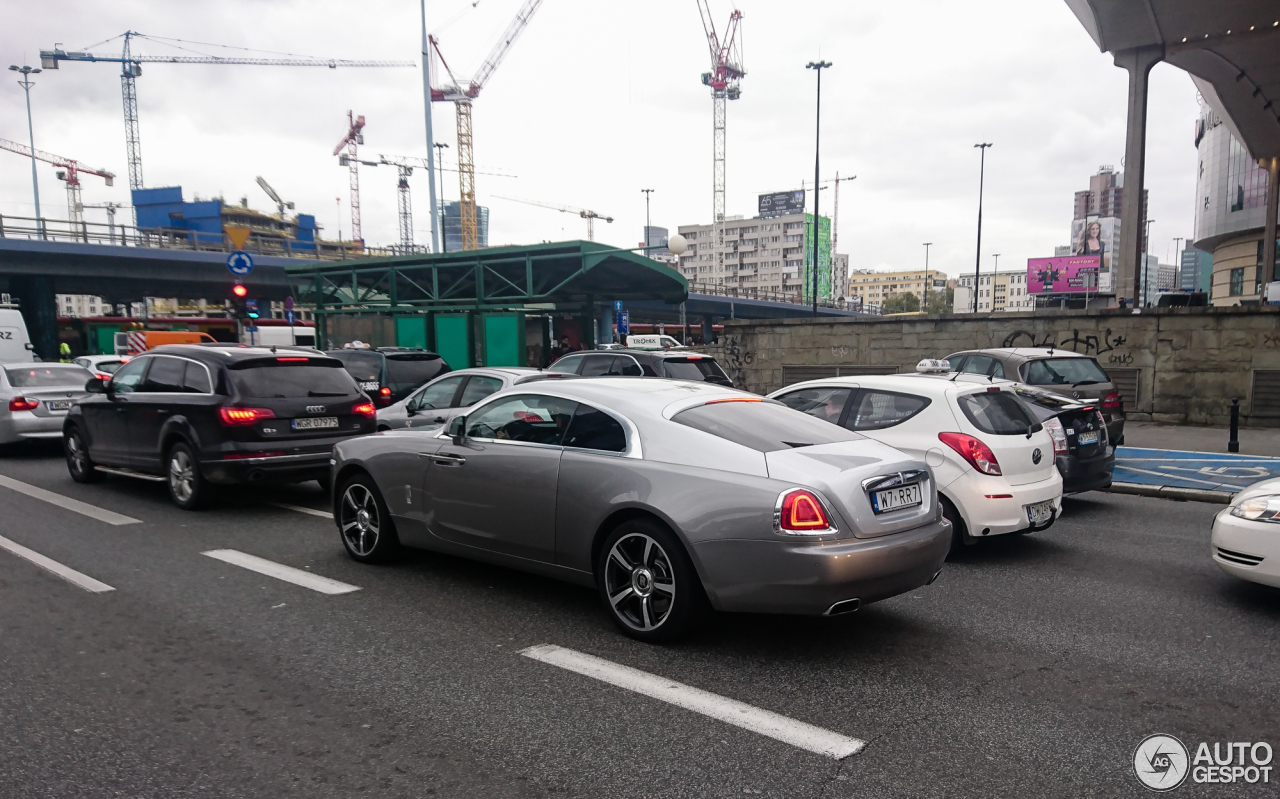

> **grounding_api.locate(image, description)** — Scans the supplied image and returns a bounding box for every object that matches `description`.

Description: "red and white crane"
[0,137,115,226]
[695,1,744,286]
[333,112,366,247]
[429,0,543,251]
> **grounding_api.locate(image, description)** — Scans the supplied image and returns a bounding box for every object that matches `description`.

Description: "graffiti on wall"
[1001,328,1127,357]
[720,334,754,387]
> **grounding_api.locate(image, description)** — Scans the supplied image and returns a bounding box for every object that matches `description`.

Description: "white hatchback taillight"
[1043,417,1069,455]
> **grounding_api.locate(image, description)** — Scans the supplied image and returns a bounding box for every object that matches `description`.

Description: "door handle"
[432,417,445,423]
[419,453,465,465]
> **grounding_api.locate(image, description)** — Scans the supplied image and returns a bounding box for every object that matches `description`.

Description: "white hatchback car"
[768,370,1064,554]
[1211,477,1280,588]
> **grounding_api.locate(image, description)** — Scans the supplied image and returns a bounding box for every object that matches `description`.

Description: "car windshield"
[662,357,730,383]
[957,390,1037,435]
[327,350,381,382]
[1023,357,1110,386]
[672,400,861,452]
[385,353,442,387]
[230,362,358,398]
[6,365,94,388]
[1011,385,1080,421]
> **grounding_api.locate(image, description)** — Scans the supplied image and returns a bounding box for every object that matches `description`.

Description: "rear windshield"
[662,357,730,383]
[1022,357,1110,386]
[1011,385,1079,421]
[230,362,358,398]
[95,360,129,375]
[327,350,381,382]
[957,391,1037,435]
[385,353,443,386]
[672,400,861,452]
[6,365,94,388]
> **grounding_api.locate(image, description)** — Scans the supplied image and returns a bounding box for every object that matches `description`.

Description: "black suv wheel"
[166,441,212,510]
[64,427,103,483]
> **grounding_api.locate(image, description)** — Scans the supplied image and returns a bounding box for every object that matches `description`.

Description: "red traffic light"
[232,284,248,297]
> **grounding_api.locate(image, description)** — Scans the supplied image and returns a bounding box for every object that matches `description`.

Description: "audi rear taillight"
[938,432,1002,475]
[1043,418,1069,455]
[351,402,376,418]
[776,489,833,533]
[8,396,38,412]
[218,406,276,426]
[1102,391,1121,410]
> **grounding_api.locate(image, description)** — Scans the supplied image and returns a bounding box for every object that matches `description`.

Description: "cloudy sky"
[2,0,1201,276]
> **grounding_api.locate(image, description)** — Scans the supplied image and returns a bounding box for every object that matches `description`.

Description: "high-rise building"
[442,201,489,252]
[832,254,849,300]
[1179,248,1213,292]
[1069,166,1147,297]
[676,211,829,300]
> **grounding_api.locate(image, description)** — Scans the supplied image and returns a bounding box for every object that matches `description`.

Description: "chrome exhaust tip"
[926,569,942,586]
[824,598,861,616]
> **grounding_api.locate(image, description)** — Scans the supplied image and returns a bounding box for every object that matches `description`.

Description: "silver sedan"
[332,378,951,641]
[375,367,574,432]
[0,362,95,446]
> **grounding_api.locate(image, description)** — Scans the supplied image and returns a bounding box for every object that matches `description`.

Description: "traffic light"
[245,299,259,320]
[230,283,248,318]
[232,284,248,298]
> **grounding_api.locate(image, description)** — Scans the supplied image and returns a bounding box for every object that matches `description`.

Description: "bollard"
[1228,397,1240,453]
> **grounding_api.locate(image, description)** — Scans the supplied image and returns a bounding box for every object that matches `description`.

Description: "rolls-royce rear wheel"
[596,518,707,643]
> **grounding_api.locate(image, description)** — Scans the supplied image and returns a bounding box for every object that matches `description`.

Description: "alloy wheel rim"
[67,434,86,474]
[169,450,194,502]
[340,484,380,556]
[604,533,676,632]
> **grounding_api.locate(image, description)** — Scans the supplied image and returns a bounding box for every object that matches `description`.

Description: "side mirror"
[1026,421,1043,439]
[85,377,106,394]
[447,415,466,446]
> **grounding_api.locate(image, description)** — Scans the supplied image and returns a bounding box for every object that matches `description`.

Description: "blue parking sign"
[227,250,254,276]
[617,310,630,336]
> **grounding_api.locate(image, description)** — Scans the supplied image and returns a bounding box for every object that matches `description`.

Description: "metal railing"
[687,280,871,312]
[0,213,401,261]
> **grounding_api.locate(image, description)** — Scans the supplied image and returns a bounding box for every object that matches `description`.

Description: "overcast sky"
[2,0,1201,276]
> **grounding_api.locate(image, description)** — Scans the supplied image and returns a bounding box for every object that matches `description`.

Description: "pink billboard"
[1027,255,1101,294]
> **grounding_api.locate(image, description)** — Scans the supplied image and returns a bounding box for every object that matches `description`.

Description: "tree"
[925,287,954,315]
[881,292,921,314]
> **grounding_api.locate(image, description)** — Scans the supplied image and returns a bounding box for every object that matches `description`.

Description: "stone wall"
[694,306,1280,427]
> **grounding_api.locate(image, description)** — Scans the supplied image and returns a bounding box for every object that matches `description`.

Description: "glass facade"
[440,202,490,252]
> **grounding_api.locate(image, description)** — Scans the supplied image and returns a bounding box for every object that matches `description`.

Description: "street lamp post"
[806,60,832,318]
[641,188,654,248]
[9,64,44,239]
[972,143,993,312]
[434,142,449,253]
[923,242,932,312]
[1142,217,1155,307]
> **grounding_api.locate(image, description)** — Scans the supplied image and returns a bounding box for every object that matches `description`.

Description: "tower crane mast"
[333,112,366,247]
[0,137,115,226]
[695,1,744,291]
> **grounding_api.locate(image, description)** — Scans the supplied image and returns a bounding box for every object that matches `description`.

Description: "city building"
[1192,97,1279,306]
[846,268,947,312]
[955,270,1034,313]
[1069,165,1145,297]
[1180,247,1213,292]
[676,210,832,301]
[131,187,326,252]
[441,201,490,252]
[832,254,849,300]
[56,294,108,318]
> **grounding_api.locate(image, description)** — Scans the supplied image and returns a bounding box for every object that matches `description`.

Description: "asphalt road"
[1,441,1277,798]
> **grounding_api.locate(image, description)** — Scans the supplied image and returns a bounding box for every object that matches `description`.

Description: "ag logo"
[1032,447,1043,465]
[1134,734,1189,791]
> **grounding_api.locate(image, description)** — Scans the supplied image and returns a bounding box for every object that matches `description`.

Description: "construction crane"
[429,0,543,251]
[39,32,413,196]
[0,137,115,225]
[696,1,744,285]
[255,176,294,217]
[496,195,612,241]
[82,201,124,241]
[333,112,366,247]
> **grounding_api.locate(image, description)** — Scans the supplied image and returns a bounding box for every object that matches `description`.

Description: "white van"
[241,325,317,348]
[0,309,35,363]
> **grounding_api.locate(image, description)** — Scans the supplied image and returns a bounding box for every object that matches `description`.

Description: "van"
[0,309,35,363]
[115,330,218,356]
[241,325,317,348]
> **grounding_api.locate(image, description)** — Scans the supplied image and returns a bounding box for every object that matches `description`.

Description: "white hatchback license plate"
[45,400,73,411]
[291,416,338,431]
[359,381,380,391]
[872,483,922,514]
[1077,430,1100,445]
[1026,500,1055,525]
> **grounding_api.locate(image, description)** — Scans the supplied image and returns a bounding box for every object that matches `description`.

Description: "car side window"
[458,375,503,406]
[182,361,213,393]
[140,356,187,393]
[774,387,852,425]
[548,354,586,375]
[73,358,89,369]
[616,356,644,377]
[108,357,150,394]
[945,354,967,372]
[844,390,931,431]
[412,375,465,411]
[578,354,618,377]
[562,404,628,452]
[465,394,577,445]
[959,355,1004,379]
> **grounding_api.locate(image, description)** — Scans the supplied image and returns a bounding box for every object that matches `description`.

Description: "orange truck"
[116,330,217,355]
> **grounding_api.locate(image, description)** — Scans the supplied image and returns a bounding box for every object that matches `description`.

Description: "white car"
[72,354,132,381]
[768,368,1064,555]
[1211,477,1280,588]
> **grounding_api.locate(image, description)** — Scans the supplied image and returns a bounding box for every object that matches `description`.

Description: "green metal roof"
[286,240,688,314]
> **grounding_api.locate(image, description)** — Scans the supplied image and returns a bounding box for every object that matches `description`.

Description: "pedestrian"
[559,335,574,353]
[58,341,72,362]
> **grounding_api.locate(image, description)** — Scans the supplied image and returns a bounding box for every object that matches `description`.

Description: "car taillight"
[351,402,376,418]
[776,489,833,533]
[94,373,113,381]
[218,406,276,426]
[938,432,1002,476]
[1102,391,1120,410]
[8,396,39,412]
[1043,417,1069,455]
[379,386,391,396]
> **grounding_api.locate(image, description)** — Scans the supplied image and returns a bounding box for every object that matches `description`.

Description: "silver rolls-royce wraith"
[330,378,951,641]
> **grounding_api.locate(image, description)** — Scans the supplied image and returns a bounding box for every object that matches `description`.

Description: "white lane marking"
[201,549,359,595]
[520,644,865,760]
[0,534,115,593]
[268,502,333,519]
[0,474,141,526]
